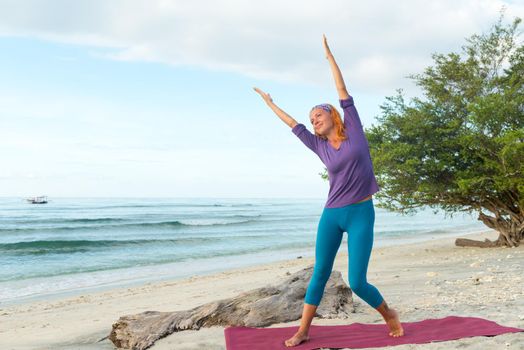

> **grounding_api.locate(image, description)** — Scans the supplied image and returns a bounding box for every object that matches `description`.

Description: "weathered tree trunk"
[107,265,354,350]
[455,208,523,248]
[455,237,500,247]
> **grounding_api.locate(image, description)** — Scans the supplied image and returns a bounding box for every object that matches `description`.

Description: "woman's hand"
[323,34,333,59]
[253,87,273,104]
[322,35,349,99]
[252,87,297,128]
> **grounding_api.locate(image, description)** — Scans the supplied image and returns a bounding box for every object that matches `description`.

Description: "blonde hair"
[312,105,347,142]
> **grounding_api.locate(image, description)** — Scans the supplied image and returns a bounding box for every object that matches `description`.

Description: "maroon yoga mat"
[224,315,524,350]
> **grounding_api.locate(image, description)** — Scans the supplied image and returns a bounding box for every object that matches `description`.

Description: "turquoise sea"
[0,197,487,306]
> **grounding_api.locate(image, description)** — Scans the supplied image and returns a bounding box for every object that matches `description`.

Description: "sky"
[1,0,523,198]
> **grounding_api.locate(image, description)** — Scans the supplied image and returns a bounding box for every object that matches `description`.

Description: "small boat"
[27,196,48,204]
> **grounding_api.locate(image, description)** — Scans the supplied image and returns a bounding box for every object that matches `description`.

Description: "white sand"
[1,229,522,350]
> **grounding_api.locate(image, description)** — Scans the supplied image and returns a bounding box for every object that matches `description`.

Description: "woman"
[253,35,404,347]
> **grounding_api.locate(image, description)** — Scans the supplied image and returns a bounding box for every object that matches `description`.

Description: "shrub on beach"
[366,11,524,248]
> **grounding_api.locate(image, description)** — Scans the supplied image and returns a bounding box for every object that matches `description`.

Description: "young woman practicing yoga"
[253,35,404,347]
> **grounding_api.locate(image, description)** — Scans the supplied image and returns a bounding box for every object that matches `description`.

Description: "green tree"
[365,13,523,247]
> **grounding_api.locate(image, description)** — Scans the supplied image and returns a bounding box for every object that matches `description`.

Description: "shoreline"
[0,227,489,309]
[1,228,523,349]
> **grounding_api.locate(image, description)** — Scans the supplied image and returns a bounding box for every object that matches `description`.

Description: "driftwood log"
[108,265,354,350]
[455,237,501,248]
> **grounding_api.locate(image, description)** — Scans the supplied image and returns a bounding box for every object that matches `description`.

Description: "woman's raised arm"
[253,87,321,154]
[323,34,350,100]
[253,87,298,128]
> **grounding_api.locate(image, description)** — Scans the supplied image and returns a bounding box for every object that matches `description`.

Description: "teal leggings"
[305,198,384,308]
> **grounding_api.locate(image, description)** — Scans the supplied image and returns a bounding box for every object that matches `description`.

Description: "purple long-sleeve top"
[291,95,380,208]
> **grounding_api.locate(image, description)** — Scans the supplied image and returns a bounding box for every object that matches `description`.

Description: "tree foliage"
[366,12,523,246]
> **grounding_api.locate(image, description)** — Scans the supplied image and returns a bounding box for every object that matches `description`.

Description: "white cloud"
[1,0,524,197]
[0,0,523,94]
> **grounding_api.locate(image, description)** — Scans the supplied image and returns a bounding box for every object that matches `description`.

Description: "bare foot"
[385,308,404,337]
[284,331,310,347]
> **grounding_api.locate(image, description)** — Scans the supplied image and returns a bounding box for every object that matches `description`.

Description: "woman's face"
[310,108,333,135]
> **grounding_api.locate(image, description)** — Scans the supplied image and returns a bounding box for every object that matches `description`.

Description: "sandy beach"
[1,229,522,350]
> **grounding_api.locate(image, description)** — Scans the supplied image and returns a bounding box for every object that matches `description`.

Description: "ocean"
[0,197,488,307]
